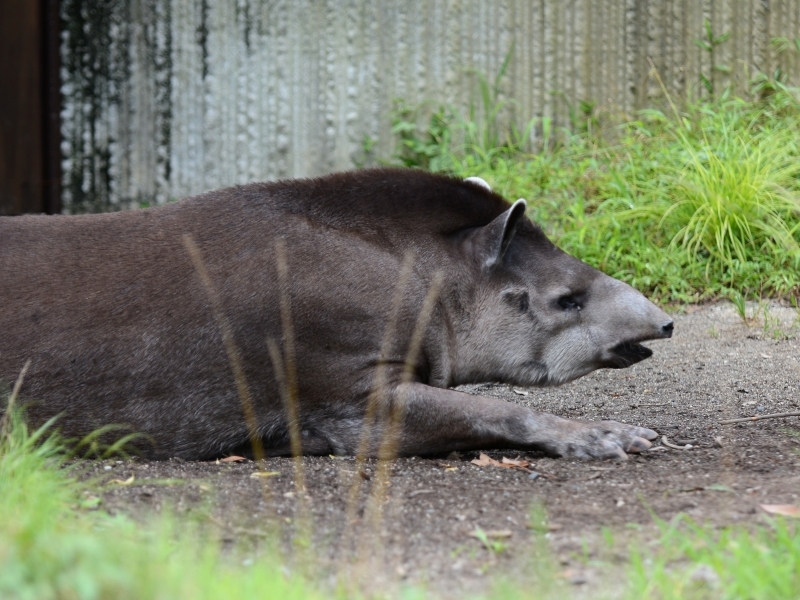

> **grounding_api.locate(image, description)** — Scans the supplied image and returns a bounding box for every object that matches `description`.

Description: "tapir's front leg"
[391,383,656,460]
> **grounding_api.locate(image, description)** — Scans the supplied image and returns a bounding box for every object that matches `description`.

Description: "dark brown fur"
[0,168,671,460]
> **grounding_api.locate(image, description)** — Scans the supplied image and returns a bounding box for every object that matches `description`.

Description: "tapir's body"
[0,169,671,460]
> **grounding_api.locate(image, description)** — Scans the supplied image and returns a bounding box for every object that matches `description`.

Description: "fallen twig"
[720,411,800,425]
[661,436,693,450]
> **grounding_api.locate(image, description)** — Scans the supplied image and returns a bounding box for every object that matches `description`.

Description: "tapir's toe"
[637,427,658,441]
[599,443,629,460]
[625,437,653,454]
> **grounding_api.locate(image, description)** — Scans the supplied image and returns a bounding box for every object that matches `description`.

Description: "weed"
[627,514,800,599]
[694,19,731,97]
[730,292,749,324]
[471,526,509,556]
[761,304,794,340]
[69,424,147,459]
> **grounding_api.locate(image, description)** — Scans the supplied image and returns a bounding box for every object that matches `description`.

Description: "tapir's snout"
[660,320,674,338]
[588,275,674,371]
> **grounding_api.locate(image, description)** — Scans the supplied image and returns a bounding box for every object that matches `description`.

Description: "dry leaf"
[512,389,529,396]
[220,455,246,463]
[109,475,135,485]
[250,471,280,479]
[760,504,800,518]
[471,453,502,467]
[501,456,531,468]
[470,453,534,473]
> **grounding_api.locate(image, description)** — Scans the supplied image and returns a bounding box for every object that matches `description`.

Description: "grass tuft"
[0,398,323,600]
[627,514,800,600]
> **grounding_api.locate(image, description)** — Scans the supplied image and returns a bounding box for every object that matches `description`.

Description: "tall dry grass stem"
[338,252,416,563]
[268,238,313,547]
[647,57,682,123]
[358,271,445,560]
[183,234,265,462]
[184,234,285,543]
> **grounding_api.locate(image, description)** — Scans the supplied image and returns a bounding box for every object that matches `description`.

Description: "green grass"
[0,404,324,600]
[626,514,800,600]
[390,90,800,304]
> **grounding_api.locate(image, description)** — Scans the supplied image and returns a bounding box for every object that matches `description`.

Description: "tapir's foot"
[548,419,658,460]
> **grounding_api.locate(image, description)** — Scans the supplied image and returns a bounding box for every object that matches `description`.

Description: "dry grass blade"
[266,339,306,498]
[340,252,415,565]
[269,238,313,550]
[272,238,306,479]
[183,234,265,462]
[362,271,445,546]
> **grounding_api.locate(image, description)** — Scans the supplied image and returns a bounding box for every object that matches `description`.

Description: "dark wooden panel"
[42,0,62,214]
[0,0,43,215]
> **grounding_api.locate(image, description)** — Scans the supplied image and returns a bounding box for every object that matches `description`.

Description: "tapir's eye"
[557,294,583,311]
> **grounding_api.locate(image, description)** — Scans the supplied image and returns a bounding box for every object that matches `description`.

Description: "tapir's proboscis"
[0,169,672,460]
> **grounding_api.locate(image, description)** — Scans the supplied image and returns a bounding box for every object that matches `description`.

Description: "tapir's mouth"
[606,341,653,368]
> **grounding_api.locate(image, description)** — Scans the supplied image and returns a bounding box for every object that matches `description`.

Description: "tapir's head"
[456,179,673,387]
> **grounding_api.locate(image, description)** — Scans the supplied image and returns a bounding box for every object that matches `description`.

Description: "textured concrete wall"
[60,0,800,213]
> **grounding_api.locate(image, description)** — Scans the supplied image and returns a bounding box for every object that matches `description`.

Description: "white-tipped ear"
[464,177,492,192]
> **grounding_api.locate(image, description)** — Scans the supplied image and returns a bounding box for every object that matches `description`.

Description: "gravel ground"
[85,301,800,598]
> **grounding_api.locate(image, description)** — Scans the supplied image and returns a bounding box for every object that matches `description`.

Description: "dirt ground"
[86,301,800,597]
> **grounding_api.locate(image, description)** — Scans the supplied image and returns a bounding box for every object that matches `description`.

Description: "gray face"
[455,199,673,387]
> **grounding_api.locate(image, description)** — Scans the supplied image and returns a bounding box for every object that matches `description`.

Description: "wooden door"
[0,0,60,215]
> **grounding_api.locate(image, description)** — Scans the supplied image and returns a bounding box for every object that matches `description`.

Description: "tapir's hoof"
[554,420,658,460]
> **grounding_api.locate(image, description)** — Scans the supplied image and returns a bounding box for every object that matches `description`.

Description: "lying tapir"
[0,168,672,460]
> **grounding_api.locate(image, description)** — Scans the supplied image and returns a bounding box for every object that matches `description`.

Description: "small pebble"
[103,465,112,471]
[757,406,765,412]
[528,472,540,481]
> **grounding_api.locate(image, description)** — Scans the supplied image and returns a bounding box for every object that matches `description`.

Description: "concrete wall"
[60,0,800,213]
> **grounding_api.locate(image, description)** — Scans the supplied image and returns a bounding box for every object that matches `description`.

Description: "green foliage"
[627,514,800,600]
[0,400,323,599]
[390,86,800,304]
[695,19,731,97]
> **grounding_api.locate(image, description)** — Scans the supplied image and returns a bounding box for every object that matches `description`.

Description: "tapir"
[0,168,672,460]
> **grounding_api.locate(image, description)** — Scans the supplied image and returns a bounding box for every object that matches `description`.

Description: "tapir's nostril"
[661,321,674,338]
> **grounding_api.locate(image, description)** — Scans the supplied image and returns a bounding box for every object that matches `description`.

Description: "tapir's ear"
[464,176,492,191]
[481,199,527,268]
